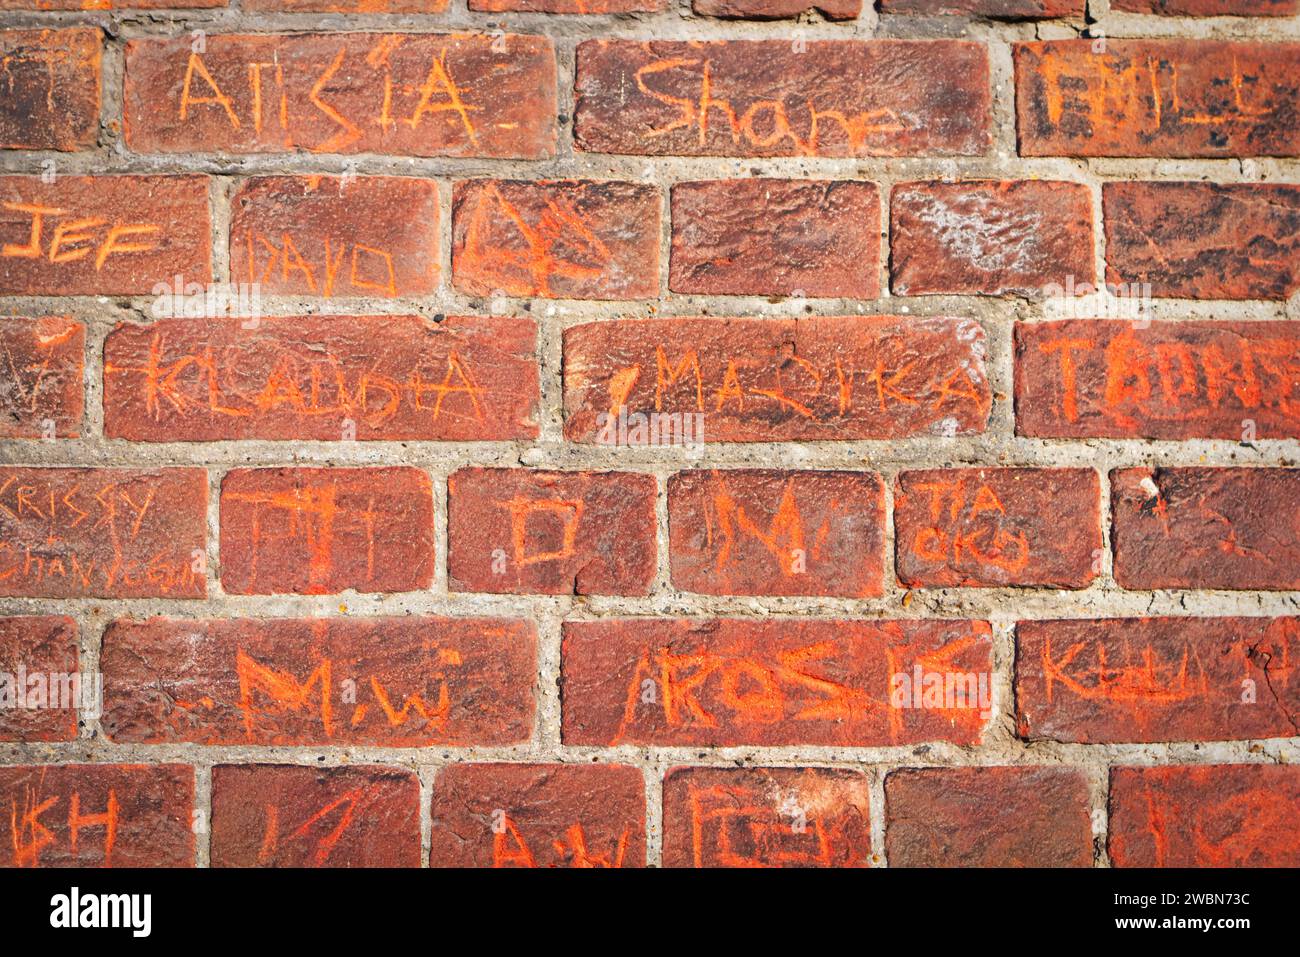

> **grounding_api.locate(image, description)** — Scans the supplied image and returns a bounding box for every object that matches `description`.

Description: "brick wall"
[1,0,1298,869]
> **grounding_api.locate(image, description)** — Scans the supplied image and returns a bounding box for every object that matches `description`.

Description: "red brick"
[0,467,207,598]
[1111,467,1300,590]
[1,0,223,6]
[662,767,872,868]
[0,175,211,295]
[668,468,884,597]
[210,765,420,867]
[101,616,535,746]
[1109,764,1300,867]
[428,763,646,868]
[124,34,557,159]
[0,29,100,150]
[1112,0,1297,13]
[890,180,1094,297]
[1016,617,1300,744]
[562,618,993,746]
[882,0,1079,13]
[448,468,656,596]
[246,0,441,9]
[1016,40,1300,157]
[895,468,1100,588]
[670,179,880,298]
[563,316,990,443]
[0,616,79,742]
[1104,182,1300,301]
[472,0,663,9]
[231,176,439,298]
[693,0,860,19]
[452,180,660,300]
[885,766,1093,867]
[220,467,434,594]
[1016,320,1300,440]
[104,315,539,442]
[575,40,990,157]
[0,764,194,867]
[0,316,83,439]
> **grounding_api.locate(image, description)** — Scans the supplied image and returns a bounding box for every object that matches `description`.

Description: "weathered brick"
[472,0,663,10]
[124,34,557,158]
[575,40,990,157]
[894,468,1100,588]
[448,468,656,596]
[0,316,83,439]
[1,0,223,6]
[885,766,1093,867]
[0,616,79,742]
[1111,467,1300,590]
[101,616,535,746]
[668,468,885,597]
[562,618,993,746]
[452,179,660,300]
[0,29,100,151]
[231,176,439,298]
[1112,0,1297,13]
[693,0,860,20]
[883,0,1078,12]
[1016,617,1300,744]
[104,315,539,442]
[662,767,872,868]
[210,765,421,867]
[220,466,434,594]
[670,179,880,298]
[0,467,207,598]
[0,764,194,867]
[1104,182,1300,301]
[890,180,1094,297]
[0,175,211,295]
[1109,764,1300,867]
[246,0,442,9]
[1015,320,1300,440]
[1016,40,1300,157]
[428,763,646,868]
[563,316,990,443]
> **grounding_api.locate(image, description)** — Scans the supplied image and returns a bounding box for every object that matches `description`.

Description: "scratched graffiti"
[0,29,100,150]
[0,316,83,439]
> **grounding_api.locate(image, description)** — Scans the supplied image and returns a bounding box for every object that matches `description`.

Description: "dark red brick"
[0,29,100,150]
[101,616,535,746]
[694,0,860,21]
[668,468,885,597]
[210,765,420,867]
[428,763,646,868]
[448,468,656,596]
[670,179,880,298]
[0,316,83,439]
[0,616,79,742]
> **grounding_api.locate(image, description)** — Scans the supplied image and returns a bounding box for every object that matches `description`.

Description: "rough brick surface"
[1111,467,1300,591]
[1016,320,1300,440]
[1109,764,1300,867]
[1112,0,1297,13]
[0,29,100,151]
[1,0,224,6]
[230,176,439,298]
[667,468,885,597]
[246,0,443,9]
[695,0,859,16]
[575,40,991,157]
[885,766,1093,867]
[100,616,536,746]
[1016,40,1300,157]
[124,34,557,158]
[883,0,1079,13]
[890,180,1094,296]
[563,316,991,442]
[104,315,539,442]
[1104,182,1300,301]
[662,766,872,867]
[670,179,880,298]
[1017,617,1300,744]
[562,618,993,746]
[452,179,660,300]
[220,466,435,594]
[0,467,207,598]
[428,763,646,868]
[894,468,1100,588]
[210,764,421,867]
[448,468,656,596]
[0,616,79,742]
[472,0,664,12]
[0,764,194,867]
[0,176,211,295]
[0,316,83,439]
